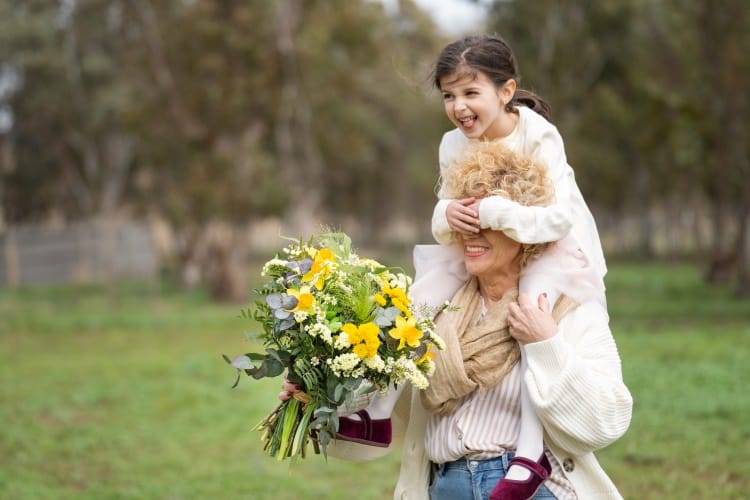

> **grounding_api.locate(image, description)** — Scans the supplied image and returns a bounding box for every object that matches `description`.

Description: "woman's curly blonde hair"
[441,140,556,268]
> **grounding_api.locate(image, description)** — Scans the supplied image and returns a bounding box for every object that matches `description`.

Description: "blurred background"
[0,0,748,499]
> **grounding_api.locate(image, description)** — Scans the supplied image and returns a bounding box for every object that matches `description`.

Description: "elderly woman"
[283,141,632,500]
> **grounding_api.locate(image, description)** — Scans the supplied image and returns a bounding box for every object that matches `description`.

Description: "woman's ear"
[500,79,517,106]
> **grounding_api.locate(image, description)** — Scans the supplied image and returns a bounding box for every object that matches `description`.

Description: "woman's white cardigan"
[327,301,633,500]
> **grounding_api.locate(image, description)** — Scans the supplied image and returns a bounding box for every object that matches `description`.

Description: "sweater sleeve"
[477,196,573,244]
[477,114,577,244]
[432,131,463,245]
[432,199,456,245]
[522,302,633,455]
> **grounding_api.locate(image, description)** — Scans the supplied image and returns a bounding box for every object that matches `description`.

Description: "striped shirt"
[424,308,577,499]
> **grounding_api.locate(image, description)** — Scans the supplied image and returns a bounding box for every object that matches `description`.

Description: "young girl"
[335,35,608,499]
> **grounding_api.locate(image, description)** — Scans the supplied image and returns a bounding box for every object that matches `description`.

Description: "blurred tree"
[0,0,139,222]
[487,0,749,295]
[641,0,750,295]
[0,0,447,298]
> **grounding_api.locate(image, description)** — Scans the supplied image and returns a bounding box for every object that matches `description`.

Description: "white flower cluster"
[420,358,436,377]
[305,322,333,345]
[283,244,307,259]
[327,353,361,376]
[320,294,338,306]
[334,331,351,350]
[363,354,386,372]
[261,258,289,277]
[426,328,445,351]
[393,357,429,390]
[388,272,412,291]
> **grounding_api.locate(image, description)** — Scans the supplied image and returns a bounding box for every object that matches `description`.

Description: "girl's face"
[440,71,516,141]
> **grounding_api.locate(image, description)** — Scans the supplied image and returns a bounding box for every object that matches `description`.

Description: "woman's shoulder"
[558,300,611,337]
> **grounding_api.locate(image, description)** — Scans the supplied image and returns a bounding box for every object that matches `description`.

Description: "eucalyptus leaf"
[374,306,399,327]
[277,318,295,331]
[333,383,344,403]
[280,294,298,310]
[274,308,292,320]
[314,406,335,416]
[266,293,283,309]
[299,258,313,274]
[229,354,256,370]
[266,349,283,362]
[251,358,284,379]
[318,429,331,448]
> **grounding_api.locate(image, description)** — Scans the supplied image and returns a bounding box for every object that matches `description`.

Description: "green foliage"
[226,233,441,460]
[1,261,749,498]
[0,0,445,232]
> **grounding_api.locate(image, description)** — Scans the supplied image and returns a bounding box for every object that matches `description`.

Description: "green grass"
[1,262,748,499]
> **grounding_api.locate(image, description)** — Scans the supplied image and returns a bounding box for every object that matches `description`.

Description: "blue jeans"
[429,453,557,500]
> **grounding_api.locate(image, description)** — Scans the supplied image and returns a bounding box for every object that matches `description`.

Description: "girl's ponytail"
[510,88,552,122]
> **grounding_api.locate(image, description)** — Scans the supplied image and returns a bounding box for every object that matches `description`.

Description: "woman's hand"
[446,198,481,235]
[279,379,302,402]
[508,293,558,345]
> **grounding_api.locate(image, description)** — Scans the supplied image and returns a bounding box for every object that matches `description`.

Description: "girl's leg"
[504,353,544,481]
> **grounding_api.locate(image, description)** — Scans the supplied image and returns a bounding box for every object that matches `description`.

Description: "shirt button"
[457,432,463,440]
[563,457,575,473]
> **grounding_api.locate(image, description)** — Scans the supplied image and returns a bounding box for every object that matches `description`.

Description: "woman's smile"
[464,244,488,257]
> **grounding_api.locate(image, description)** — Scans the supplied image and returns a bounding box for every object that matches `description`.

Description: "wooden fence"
[0,220,158,287]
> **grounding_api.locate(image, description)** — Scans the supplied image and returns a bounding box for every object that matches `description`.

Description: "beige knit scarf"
[421,277,578,416]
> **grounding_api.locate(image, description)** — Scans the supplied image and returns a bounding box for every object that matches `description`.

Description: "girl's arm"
[478,124,577,244]
[477,196,572,244]
[433,124,578,245]
[433,131,476,245]
[523,302,633,455]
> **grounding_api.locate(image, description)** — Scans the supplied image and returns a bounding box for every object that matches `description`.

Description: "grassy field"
[1,261,749,499]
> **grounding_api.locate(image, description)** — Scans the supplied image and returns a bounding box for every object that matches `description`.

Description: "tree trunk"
[631,153,654,258]
[733,200,749,297]
[273,0,324,237]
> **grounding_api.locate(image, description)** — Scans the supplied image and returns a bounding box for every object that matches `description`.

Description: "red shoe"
[336,410,392,447]
[489,453,552,500]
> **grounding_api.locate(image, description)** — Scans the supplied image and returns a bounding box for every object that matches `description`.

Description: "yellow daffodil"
[342,321,381,359]
[302,248,336,290]
[384,286,412,318]
[286,286,314,311]
[389,315,422,350]
[342,323,361,344]
[373,293,387,306]
[416,346,436,366]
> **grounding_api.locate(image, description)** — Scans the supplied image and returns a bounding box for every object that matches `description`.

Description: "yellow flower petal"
[389,316,423,350]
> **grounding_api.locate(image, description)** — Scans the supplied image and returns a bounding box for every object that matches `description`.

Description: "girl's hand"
[508,293,558,345]
[447,198,481,234]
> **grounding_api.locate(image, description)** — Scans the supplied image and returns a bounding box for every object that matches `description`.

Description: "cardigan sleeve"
[477,196,573,244]
[522,302,633,455]
[432,131,464,245]
[476,119,578,244]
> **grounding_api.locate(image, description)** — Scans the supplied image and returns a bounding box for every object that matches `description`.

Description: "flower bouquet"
[225,232,444,461]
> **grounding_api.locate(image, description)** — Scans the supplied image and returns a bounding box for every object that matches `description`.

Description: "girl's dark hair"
[433,35,552,122]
